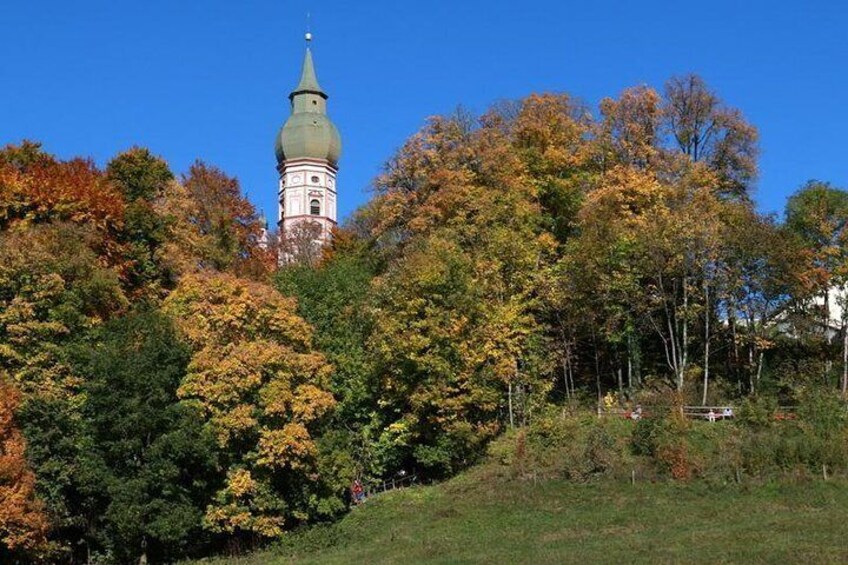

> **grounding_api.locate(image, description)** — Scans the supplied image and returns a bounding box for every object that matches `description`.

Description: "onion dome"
[275,37,342,166]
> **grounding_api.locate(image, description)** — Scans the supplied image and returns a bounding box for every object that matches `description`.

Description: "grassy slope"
[203,468,848,564]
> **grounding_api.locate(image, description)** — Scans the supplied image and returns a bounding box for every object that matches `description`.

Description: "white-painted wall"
[278,158,338,246]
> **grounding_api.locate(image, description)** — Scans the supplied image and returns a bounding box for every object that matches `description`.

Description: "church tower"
[275,34,341,251]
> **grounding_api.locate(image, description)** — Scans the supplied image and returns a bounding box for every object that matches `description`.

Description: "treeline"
[1,73,847,562]
[0,144,336,562]
[280,74,847,486]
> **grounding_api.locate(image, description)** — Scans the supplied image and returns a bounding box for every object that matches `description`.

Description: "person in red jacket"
[351,479,365,504]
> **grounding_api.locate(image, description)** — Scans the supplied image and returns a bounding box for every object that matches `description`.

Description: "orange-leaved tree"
[0,141,124,239]
[0,379,49,558]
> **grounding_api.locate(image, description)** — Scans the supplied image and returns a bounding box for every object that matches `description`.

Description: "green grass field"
[196,469,848,564]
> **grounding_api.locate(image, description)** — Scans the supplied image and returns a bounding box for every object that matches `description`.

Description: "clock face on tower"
[292,174,302,184]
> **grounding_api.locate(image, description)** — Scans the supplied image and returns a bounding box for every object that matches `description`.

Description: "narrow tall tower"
[275,33,341,252]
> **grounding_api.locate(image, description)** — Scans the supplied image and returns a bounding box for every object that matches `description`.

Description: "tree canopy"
[1,73,847,562]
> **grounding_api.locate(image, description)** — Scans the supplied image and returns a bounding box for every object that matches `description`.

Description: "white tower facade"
[275,36,342,255]
[277,158,337,245]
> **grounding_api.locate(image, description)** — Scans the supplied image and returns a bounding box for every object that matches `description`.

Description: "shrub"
[583,425,617,474]
[737,396,778,429]
[630,402,693,480]
[516,413,631,482]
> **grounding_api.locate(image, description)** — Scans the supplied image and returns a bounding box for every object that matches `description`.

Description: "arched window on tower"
[310,199,321,216]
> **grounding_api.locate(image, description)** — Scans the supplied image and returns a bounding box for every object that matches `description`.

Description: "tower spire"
[290,30,325,100]
[275,28,342,260]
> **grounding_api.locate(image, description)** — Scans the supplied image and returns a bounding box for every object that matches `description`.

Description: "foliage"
[367,107,556,477]
[164,271,338,540]
[180,161,272,277]
[70,310,218,563]
[106,147,177,297]
[106,146,174,202]
[0,223,127,397]
[4,71,848,561]
[0,380,49,559]
[518,413,633,482]
[275,245,380,485]
[0,142,124,235]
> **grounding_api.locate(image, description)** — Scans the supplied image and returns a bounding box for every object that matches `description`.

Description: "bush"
[583,425,617,474]
[630,403,693,480]
[515,412,631,482]
[498,395,848,487]
[737,396,778,429]
[796,389,847,439]
[737,391,848,478]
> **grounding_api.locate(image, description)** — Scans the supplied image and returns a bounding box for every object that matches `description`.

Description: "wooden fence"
[364,473,418,498]
[599,405,798,421]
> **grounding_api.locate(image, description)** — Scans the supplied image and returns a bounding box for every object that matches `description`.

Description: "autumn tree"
[164,272,337,543]
[106,147,177,296]
[662,74,758,200]
[0,142,124,235]
[180,161,270,277]
[0,222,128,559]
[367,108,555,476]
[718,205,815,394]
[547,166,661,400]
[511,94,597,242]
[599,85,662,170]
[785,181,848,392]
[0,223,127,398]
[0,380,49,560]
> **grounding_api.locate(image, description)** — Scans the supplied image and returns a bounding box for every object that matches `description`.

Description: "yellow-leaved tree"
[164,271,335,541]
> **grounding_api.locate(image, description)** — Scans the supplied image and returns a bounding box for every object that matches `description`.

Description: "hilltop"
[192,429,848,564]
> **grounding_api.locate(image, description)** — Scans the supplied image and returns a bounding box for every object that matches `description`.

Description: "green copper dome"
[275,46,342,166]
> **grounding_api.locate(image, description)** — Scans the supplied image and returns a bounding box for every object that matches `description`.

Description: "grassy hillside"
[194,465,848,564]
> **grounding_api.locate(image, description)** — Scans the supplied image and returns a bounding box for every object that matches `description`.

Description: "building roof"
[289,47,326,100]
[275,43,341,166]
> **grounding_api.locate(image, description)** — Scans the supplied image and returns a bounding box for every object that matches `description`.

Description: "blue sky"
[2,0,846,223]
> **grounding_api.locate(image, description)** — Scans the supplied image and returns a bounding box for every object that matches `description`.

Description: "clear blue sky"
[2,0,846,222]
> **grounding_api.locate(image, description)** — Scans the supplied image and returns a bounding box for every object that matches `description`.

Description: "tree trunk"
[617,366,624,398]
[666,302,680,386]
[825,288,832,343]
[508,381,514,429]
[729,295,739,388]
[568,357,576,400]
[680,276,689,390]
[748,345,755,394]
[702,280,710,406]
[825,289,833,382]
[522,384,529,427]
[592,328,602,404]
[842,322,848,398]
